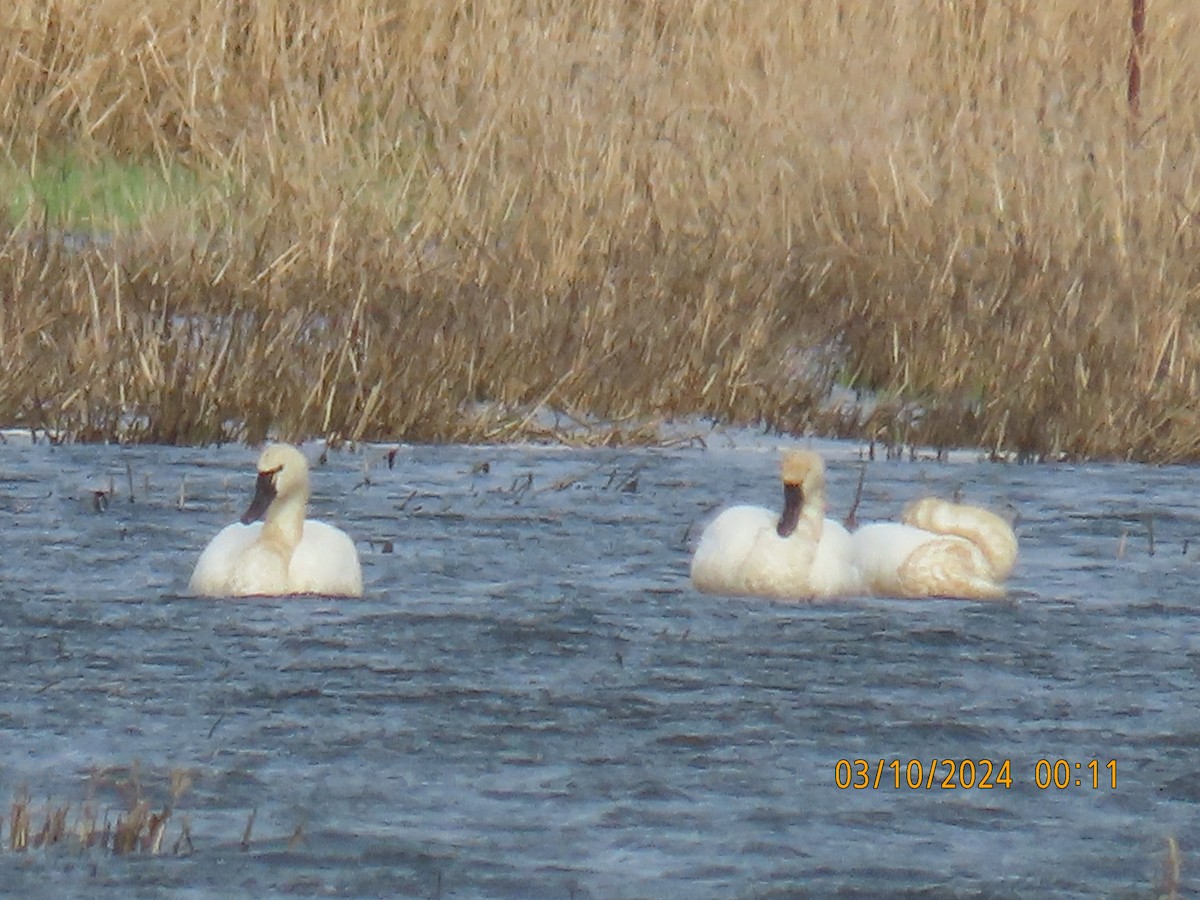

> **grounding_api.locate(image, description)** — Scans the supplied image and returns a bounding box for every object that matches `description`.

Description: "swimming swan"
[188,444,363,598]
[851,497,1017,600]
[690,450,862,600]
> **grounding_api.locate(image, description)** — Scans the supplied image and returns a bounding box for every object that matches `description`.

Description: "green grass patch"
[0,153,203,230]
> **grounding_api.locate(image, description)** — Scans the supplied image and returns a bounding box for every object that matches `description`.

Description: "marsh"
[0,434,1195,896]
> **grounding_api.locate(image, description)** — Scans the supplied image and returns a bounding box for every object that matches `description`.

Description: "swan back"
[850,521,1003,599]
[851,522,933,591]
[851,496,1017,600]
[901,497,1017,580]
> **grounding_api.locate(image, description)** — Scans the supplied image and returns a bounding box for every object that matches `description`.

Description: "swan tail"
[901,497,1017,580]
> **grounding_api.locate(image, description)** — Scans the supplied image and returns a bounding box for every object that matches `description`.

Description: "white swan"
[690,450,862,600]
[189,444,363,598]
[851,496,1017,600]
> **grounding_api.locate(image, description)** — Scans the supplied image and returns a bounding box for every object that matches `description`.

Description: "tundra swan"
[690,450,862,600]
[851,496,1017,600]
[189,444,363,597]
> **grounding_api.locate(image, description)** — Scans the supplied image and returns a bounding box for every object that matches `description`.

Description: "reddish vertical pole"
[1128,0,1146,121]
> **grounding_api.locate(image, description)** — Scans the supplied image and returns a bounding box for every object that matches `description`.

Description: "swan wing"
[189,522,263,596]
[691,505,777,595]
[808,518,863,598]
[287,520,364,597]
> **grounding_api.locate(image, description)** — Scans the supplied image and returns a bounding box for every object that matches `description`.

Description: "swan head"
[777,449,824,537]
[240,443,311,525]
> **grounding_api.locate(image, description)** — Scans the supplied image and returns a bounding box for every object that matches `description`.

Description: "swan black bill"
[777,482,804,537]
[240,469,279,524]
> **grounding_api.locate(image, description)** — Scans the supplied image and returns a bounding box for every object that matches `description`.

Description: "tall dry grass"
[1,1,1200,458]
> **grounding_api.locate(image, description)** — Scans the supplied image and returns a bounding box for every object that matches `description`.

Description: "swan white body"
[851,498,1017,600]
[690,450,862,600]
[190,519,362,597]
[189,444,363,598]
[691,505,860,599]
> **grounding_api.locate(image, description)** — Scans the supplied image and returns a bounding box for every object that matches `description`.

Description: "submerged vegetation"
[1,1,1200,459]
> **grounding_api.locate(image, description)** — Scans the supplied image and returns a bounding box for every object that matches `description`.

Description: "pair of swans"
[690,450,1017,601]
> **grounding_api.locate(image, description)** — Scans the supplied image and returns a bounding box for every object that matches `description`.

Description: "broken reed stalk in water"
[1160,835,1181,900]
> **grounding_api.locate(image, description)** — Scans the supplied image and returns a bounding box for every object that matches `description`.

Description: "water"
[0,433,1196,897]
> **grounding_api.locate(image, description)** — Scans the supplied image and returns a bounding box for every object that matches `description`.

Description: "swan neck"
[262,494,305,550]
[777,483,804,536]
[778,479,826,538]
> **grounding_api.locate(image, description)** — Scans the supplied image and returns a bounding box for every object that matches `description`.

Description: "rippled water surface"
[1,434,1198,898]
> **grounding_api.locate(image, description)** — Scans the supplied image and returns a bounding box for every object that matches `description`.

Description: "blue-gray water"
[0,436,1197,898]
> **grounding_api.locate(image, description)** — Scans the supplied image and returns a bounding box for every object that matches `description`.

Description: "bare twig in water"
[241,808,256,850]
[207,713,225,739]
[288,823,307,849]
[172,817,194,855]
[509,472,534,500]
[844,463,867,530]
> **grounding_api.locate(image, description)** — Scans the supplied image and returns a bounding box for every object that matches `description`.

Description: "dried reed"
[2,1,1199,459]
[4,765,194,856]
[1160,835,1182,900]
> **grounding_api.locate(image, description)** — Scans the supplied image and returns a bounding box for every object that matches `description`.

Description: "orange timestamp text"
[835,758,1012,790]
[834,758,1117,790]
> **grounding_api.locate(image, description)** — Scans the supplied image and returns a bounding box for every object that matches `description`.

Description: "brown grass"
[1160,835,1183,900]
[2,1,1200,458]
[5,765,193,855]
